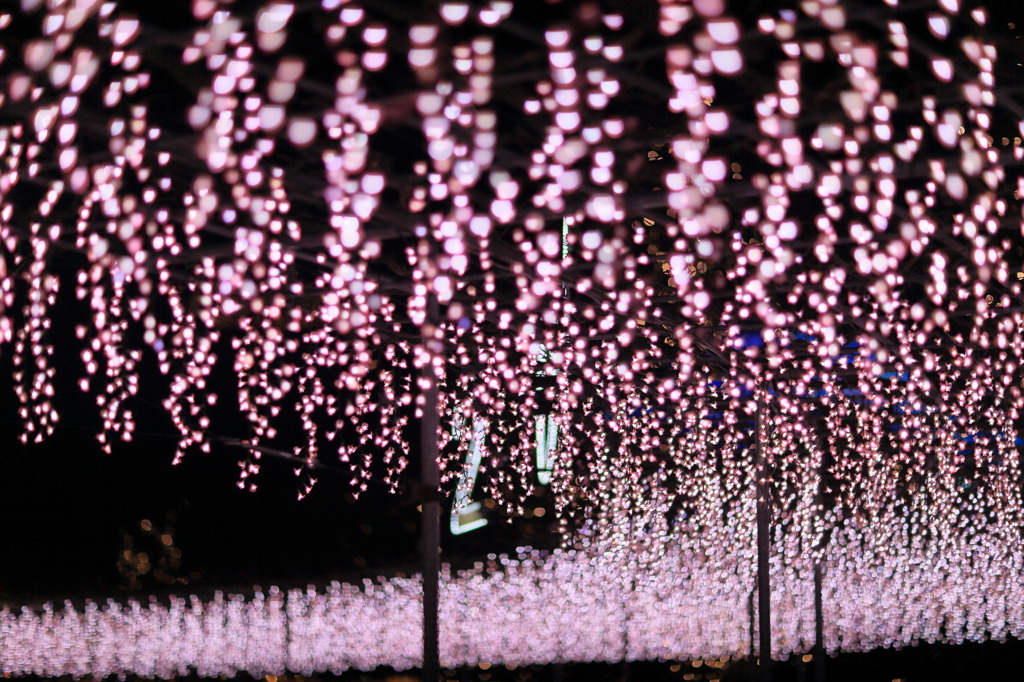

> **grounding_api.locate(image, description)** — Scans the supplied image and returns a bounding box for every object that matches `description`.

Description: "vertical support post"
[748,590,756,682]
[813,416,827,682]
[421,297,441,682]
[755,388,772,682]
[621,563,634,681]
[814,563,825,682]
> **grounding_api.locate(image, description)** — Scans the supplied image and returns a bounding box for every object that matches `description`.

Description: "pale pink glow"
[0,0,1022,668]
[5,518,1024,676]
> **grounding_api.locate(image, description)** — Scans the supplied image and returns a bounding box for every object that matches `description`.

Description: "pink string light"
[0,0,1023,669]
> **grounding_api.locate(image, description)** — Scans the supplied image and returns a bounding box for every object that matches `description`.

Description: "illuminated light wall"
[5,387,1024,674]
[3,521,1024,677]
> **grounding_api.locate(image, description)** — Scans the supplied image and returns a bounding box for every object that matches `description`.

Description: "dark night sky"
[0,399,403,601]
[0,340,557,604]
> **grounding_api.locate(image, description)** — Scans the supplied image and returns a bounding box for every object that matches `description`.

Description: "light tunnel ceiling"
[1,0,1024,674]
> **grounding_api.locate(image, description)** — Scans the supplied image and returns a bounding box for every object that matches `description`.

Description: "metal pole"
[814,563,825,682]
[813,417,827,682]
[421,299,441,682]
[748,590,756,682]
[755,388,772,682]
[622,552,633,682]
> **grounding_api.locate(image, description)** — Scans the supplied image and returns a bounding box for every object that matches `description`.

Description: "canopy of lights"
[2,0,1024,675]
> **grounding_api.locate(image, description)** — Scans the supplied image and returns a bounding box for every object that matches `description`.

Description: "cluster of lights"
[4,511,1024,677]
[2,0,1024,667]
[0,0,1017,484]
